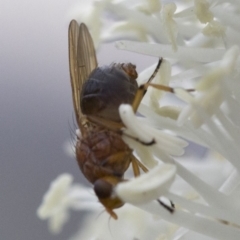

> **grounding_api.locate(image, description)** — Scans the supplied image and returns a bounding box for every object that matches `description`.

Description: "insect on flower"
[68,20,175,219]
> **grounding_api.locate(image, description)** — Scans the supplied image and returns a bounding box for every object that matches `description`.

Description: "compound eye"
[94,179,113,199]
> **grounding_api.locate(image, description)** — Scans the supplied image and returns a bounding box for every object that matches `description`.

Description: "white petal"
[136,0,161,14]
[197,45,239,91]
[116,41,226,63]
[48,208,69,234]
[102,21,148,42]
[176,87,223,128]
[37,174,73,219]
[161,3,178,51]
[115,164,176,204]
[202,20,226,37]
[120,104,187,155]
[156,106,181,120]
[119,104,154,144]
[194,0,213,23]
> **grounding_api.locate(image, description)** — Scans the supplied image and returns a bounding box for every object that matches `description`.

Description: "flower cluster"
[38,0,240,239]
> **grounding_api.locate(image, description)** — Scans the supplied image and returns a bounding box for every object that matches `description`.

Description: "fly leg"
[132,58,162,112]
[131,58,194,112]
[157,199,175,213]
[131,155,148,176]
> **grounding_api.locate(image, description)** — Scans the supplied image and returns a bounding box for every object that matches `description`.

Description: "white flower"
[161,3,178,51]
[37,174,99,234]
[194,0,213,24]
[38,0,240,239]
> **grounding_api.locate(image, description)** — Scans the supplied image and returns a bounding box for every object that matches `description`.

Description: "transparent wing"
[68,20,98,130]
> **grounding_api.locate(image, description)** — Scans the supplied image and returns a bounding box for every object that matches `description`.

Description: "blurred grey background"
[0,1,157,239]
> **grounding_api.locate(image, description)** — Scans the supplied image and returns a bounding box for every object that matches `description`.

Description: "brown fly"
[68,20,174,219]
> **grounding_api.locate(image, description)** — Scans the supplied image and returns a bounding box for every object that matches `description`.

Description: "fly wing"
[68,20,97,130]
